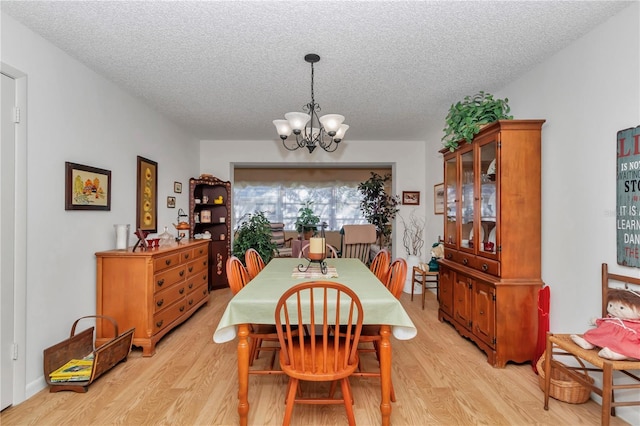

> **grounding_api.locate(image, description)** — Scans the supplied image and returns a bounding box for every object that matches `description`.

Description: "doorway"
[1,65,27,409]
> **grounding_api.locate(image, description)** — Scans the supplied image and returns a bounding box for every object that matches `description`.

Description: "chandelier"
[273,54,348,153]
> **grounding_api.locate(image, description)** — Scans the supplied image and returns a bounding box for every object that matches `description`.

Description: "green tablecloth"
[213,258,417,343]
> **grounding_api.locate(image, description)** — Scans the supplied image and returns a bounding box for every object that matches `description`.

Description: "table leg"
[379,325,392,426]
[237,324,250,426]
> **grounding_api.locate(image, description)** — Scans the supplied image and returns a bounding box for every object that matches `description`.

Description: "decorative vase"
[114,224,130,250]
[403,254,421,294]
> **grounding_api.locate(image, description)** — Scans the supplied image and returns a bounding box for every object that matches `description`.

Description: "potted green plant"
[357,172,400,247]
[295,200,321,240]
[441,91,513,152]
[232,211,277,264]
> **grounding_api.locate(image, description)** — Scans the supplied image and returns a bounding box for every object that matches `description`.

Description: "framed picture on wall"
[65,162,111,211]
[136,156,158,232]
[174,181,182,193]
[402,191,420,205]
[434,183,445,214]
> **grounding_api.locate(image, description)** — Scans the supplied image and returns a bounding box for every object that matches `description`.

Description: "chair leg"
[421,280,426,310]
[283,378,298,426]
[602,363,613,426]
[329,380,337,398]
[340,378,356,426]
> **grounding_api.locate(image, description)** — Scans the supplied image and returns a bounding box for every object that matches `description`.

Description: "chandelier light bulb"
[284,112,311,133]
[319,114,345,136]
[334,124,349,142]
[273,120,292,139]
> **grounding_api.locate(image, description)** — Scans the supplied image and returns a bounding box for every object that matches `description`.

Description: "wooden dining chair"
[226,256,281,373]
[245,248,266,280]
[297,243,339,259]
[275,281,363,426]
[353,257,407,402]
[369,248,390,283]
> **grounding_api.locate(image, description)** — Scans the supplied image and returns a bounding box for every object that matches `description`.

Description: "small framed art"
[65,162,111,211]
[402,191,420,205]
[174,181,182,193]
[167,196,176,208]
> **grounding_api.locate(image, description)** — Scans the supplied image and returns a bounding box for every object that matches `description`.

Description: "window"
[233,182,366,231]
[233,167,393,231]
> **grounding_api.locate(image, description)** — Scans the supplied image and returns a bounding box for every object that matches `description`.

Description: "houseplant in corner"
[295,200,321,240]
[232,211,277,264]
[357,172,400,248]
[441,91,513,152]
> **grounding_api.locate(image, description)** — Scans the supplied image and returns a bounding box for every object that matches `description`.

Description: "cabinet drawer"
[154,252,181,272]
[153,282,187,313]
[193,244,208,258]
[154,265,186,292]
[449,251,476,268]
[186,282,209,309]
[180,249,195,263]
[186,257,208,278]
[153,300,187,334]
[474,258,500,276]
[186,272,208,294]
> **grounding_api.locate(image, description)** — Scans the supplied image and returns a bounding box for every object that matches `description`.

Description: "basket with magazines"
[43,315,134,393]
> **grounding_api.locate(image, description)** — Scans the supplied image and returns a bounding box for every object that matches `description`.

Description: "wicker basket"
[537,354,593,404]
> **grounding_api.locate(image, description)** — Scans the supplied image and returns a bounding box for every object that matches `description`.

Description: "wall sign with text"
[617,124,640,267]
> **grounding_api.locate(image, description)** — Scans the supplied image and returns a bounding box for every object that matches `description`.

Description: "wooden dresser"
[95,240,209,356]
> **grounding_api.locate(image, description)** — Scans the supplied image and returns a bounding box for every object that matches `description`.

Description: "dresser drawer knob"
[462,258,468,265]
[165,259,171,266]
[188,266,194,272]
[157,279,165,287]
[179,288,185,294]
[202,289,207,295]
[202,274,207,281]
[156,320,163,328]
[184,254,190,259]
[189,299,194,305]
[180,305,185,312]
[446,253,453,259]
[156,299,164,307]
[179,270,185,277]
[202,260,207,266]
[189,282,194,289]
[482,263,489,271]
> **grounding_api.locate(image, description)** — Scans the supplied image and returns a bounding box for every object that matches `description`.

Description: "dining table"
[213,257,417,426]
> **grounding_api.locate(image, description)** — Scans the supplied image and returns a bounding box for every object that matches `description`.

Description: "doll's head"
[607,289,640,320]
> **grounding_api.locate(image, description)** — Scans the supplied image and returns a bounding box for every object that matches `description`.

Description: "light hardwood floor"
[1,288,628,425]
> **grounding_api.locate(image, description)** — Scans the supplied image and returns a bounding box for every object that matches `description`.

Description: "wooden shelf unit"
[189,176,231,290]
[438,119,545,367]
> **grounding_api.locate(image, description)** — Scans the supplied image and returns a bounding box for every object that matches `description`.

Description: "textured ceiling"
[1,1,633,142]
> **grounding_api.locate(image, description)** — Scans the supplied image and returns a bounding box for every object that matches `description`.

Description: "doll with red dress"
[571,288,640,361]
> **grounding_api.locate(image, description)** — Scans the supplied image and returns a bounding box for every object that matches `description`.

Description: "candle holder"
[298,222,328,275]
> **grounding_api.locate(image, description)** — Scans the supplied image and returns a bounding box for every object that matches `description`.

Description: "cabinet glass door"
[460,149,474,250]
[444,156,457,246]
[479,141,497,255]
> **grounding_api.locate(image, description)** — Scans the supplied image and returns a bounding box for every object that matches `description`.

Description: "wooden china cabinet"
[438,119,545,367]
[189,176,231,290]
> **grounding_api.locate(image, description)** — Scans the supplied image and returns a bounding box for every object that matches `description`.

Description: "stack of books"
[49,358,93,383]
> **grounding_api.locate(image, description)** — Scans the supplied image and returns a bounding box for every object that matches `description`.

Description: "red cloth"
[583,317,640,360]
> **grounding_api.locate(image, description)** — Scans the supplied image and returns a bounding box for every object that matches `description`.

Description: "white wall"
[199,139,430,259]
[1,14,200,399]
[498,2,640,332]
[497,4,639,421]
